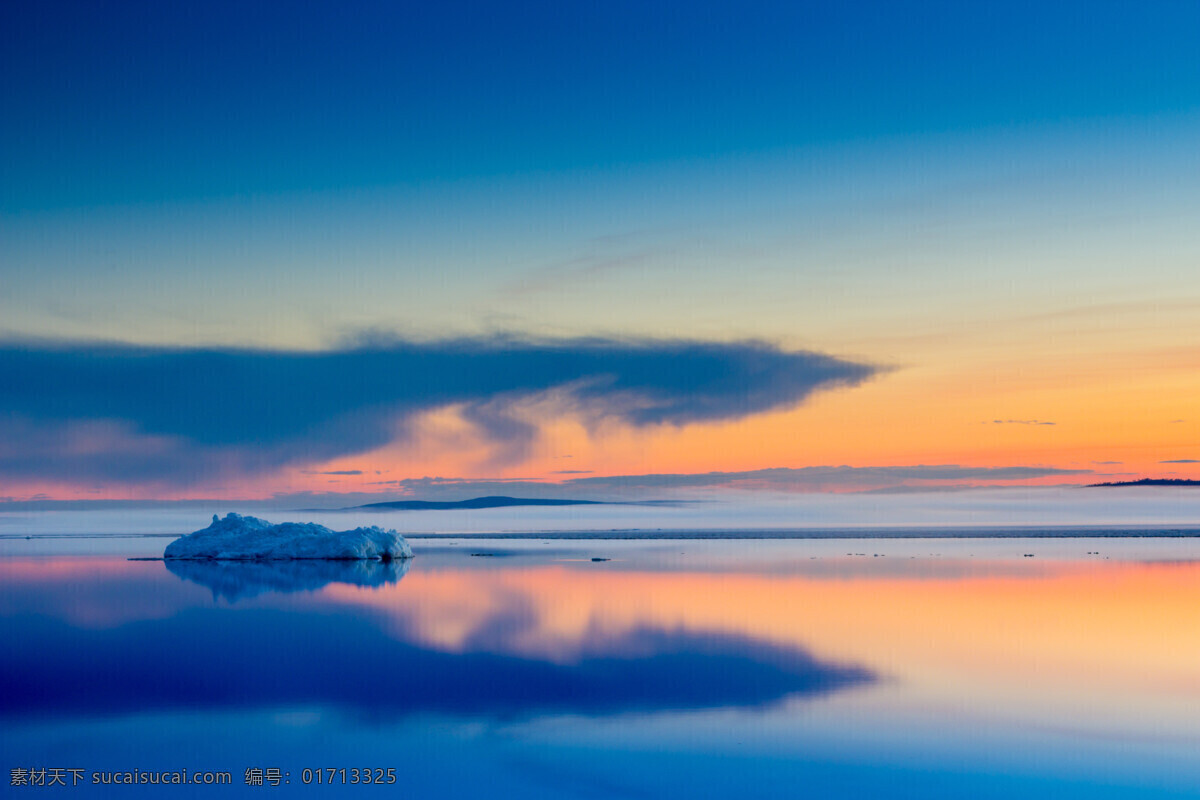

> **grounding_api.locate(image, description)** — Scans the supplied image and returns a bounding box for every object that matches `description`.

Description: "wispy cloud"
[504,248,664,297]
[0,335,878,488]
[0,463,1100,509]
[1160,459,1200,464]
[990,419,1056,426]
[371,464,1093,500]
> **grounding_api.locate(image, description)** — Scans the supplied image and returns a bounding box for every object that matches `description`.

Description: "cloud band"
[0,336,877,486]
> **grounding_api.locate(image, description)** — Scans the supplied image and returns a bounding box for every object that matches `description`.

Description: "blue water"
[3,536,1200,797]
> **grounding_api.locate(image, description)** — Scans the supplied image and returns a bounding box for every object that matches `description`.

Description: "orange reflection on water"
[323,558,1200,736]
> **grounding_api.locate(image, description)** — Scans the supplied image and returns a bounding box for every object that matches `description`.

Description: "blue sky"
[5,0,1200,210]
[2,1,1200,501]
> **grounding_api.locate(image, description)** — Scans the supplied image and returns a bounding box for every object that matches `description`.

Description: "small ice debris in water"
[163,513,413,561]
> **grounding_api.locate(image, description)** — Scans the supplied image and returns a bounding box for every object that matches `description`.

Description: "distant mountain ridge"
[348,495,608,511]
[1087,478,1200,487]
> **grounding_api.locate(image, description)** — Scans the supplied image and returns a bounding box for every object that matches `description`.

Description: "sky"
[2,0,1199,505]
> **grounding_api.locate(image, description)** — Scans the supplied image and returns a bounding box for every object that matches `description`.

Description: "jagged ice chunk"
[164,513,414,561]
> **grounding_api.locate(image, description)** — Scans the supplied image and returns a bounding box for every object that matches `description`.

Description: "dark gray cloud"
[1160,459,1200,464]
[0,336,876,486]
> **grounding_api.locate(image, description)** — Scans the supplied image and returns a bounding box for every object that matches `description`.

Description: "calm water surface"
[3,537,1200,797]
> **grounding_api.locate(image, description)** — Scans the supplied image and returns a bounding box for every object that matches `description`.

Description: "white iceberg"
[164,513,414,561]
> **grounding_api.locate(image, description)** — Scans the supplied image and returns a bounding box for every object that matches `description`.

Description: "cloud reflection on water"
[6,545,1200,796]
[0,608,873,720]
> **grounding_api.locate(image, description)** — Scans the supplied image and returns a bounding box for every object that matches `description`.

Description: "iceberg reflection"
[165,557,410,601]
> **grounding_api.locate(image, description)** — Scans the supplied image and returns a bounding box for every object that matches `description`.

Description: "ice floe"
[163,513,414,561]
